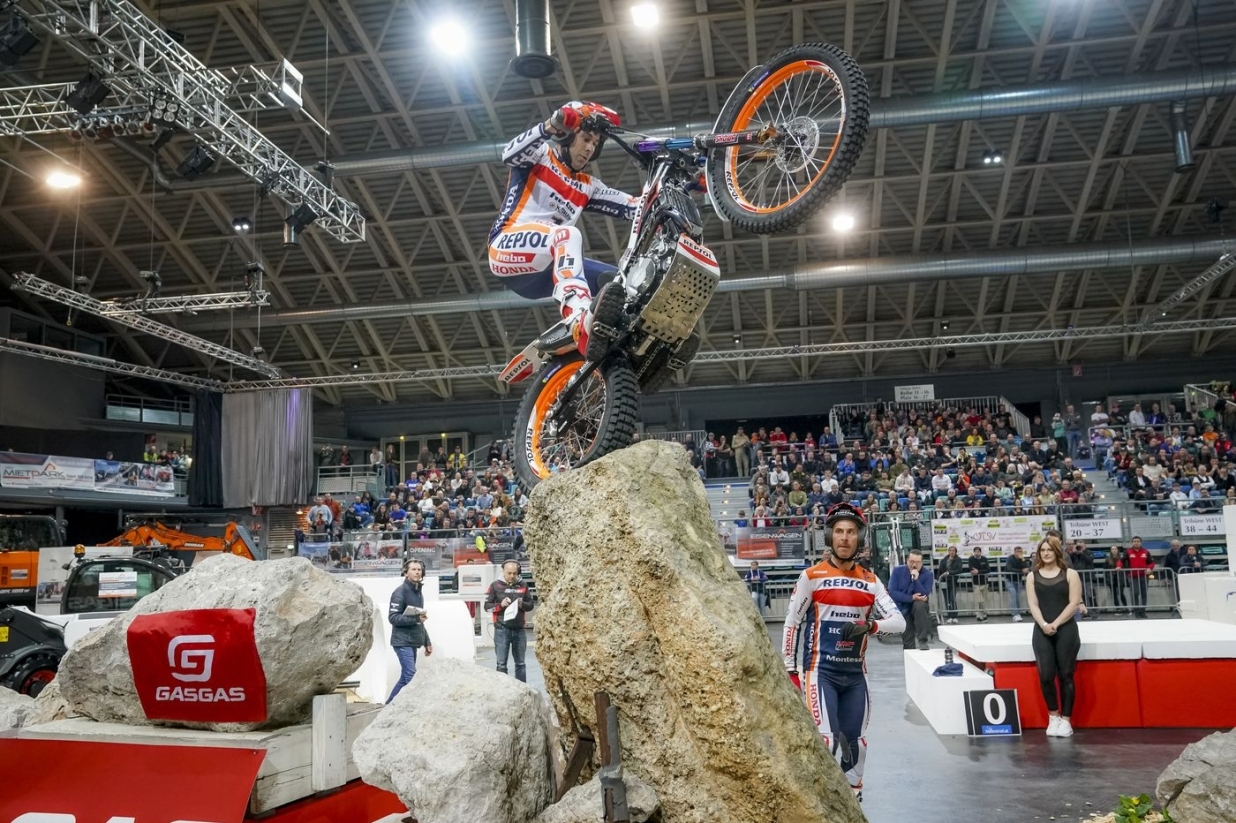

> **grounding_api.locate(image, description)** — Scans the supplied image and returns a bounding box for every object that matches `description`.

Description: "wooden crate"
[18,695,382,814]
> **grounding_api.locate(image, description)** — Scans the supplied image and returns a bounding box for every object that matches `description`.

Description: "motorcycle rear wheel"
[513,354,639,491]
[707,42,869,234]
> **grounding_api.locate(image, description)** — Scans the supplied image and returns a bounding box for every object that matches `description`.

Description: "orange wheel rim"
[724,59,846,214]
[525,360,605,479]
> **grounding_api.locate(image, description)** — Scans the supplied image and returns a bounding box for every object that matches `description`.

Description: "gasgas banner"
[931,515,1058,559]
[126,608,267,723]
[0,738,263,823]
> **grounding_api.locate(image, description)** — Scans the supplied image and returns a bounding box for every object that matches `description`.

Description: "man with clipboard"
[485,559,536,682]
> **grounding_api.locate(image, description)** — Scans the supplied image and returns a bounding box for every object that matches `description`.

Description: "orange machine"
[99,521,257,561]
[0,515,65,609]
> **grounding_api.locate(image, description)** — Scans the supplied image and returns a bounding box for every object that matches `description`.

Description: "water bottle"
[944,647,954,665]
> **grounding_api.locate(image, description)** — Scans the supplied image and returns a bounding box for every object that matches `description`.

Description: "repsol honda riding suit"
[782,558,904,796]
[488,112,637,354]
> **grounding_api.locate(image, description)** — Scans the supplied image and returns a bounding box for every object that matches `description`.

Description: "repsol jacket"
[484,577,534,629]
[488,123,637,242]
[388,580,431,649]
[782,559,904,675]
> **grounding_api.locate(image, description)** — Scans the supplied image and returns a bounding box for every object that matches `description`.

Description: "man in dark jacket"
[485,559,535,682]
[387,559,433,702]
[888,551,934,650]
[1067,541,1098,613]
[968,547,991,622]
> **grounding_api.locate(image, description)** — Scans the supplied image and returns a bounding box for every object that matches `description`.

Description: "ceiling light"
[631,3,660,27]
[46,171,81,189]
[430,17,468,53]
[0,14,39,67]
[941,321,950,331]
[982,149,1004,166]
[831,212,856,233]
[66,72,112,115]
[351,360,360,370]
[232,216,252,233]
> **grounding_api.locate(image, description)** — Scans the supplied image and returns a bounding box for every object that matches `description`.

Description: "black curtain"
[189,390,223,507]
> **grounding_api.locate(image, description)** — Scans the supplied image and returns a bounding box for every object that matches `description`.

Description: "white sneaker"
[1012,614,1023,622]
[1046,715,1061,736]
[1056,718,1074,737]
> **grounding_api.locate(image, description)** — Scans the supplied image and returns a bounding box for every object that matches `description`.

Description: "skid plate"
[638,237,720,345]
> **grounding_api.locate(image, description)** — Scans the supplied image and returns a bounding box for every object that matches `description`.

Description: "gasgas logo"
[151,635,245,703]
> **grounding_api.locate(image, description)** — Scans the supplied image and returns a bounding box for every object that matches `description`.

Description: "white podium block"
[903,649,993,735]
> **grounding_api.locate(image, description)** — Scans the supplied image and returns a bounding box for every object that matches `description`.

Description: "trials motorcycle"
[502,43,870,490]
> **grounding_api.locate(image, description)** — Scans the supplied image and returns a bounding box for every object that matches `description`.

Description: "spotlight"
[732,333,742,347]
[150,127,175,152]
[232,216,252,233]
[351,360,360,370]
[945,347,956,359]
[82,119,99,139]
[176,144,215,180]
[430,17,469,54]
[982,149,1004,166]
[66,72,112,115]
[285,203,318,231]
[630,2,660,27]
[0,14,39,67]
[941,321,949,331]
[46,171,81,189]
[831,212,855,232]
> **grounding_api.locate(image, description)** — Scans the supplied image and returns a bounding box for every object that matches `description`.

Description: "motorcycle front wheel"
[707,42,869,234]
[513,354,639,491]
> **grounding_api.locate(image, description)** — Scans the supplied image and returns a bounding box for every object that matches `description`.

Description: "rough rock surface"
[353,658,555,823]
[58,554,373,731]
[1157,728,1236,823]
[524,440,864,823]
[0,687,35,730]
[532,772,660,823]
[25,678,75,726]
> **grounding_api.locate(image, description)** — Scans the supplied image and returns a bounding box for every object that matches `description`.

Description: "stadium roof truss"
[0,0,1235,405]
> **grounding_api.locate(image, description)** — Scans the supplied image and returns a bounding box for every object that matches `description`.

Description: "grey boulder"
[58,554,373,731]
[533,772,660,823]
[524,441,864,823]
[1158,728,1236,823]
[25,678,75,726]
[353,658,555,823]
[0,688,34,730]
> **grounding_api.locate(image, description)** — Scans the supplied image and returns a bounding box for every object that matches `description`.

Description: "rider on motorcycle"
[488,102,637,357]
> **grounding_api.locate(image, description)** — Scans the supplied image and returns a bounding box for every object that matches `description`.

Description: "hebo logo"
[126,609,267,723]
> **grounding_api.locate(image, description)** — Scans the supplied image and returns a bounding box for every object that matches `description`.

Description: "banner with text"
[0,452,175,497]
[1063,518,1123,542]
[894,384,936,402]
[931,515,1058,559]
[1180,513,1225,537]
[724,526,807,567]
[0,453,94,491]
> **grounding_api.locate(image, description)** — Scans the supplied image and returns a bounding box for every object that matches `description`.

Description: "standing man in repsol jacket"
[485,559,535,682]
[387,558,433,702]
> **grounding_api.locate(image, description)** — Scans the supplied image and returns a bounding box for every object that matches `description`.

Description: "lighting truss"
[228,317,1236,390]
[100,290,271,315]
[12,272,281,377]
[1144,253,1236,323]
[0,337,224,389]
[14,0,365,242]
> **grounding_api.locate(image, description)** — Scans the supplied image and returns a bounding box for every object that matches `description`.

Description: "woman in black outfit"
[1026,535,1083,738]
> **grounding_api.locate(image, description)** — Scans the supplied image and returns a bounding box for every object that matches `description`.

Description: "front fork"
[546,357,603,425]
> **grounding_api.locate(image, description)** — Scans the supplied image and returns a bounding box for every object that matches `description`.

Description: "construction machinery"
[0,514,66,610]
[99,520,258,560]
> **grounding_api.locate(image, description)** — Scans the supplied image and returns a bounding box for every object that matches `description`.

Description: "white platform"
[938,619,1236,663]
[903,649,993,735]
[1178,572,1236,625]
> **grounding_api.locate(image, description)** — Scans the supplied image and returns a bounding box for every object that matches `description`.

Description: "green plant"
[1113,794,1175,823]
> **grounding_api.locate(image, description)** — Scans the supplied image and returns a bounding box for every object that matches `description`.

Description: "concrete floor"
[476,623,1215,823]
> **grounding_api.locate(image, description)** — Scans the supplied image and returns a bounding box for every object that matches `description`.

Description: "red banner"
[0,738,263,822]
[127,608,268,723]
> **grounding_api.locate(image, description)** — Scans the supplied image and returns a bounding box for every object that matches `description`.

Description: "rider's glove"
[787,670,802,691]
[840,621,877,642]
[547,104,583,136]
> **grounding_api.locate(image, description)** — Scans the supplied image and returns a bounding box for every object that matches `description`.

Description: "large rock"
[524,441,864,823]
[25,678,75,726]
[1158,728,1236,822]
[353,658,555,823]
[58,554,373,732]
[0,688,34,730]
[532,772,660,823]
